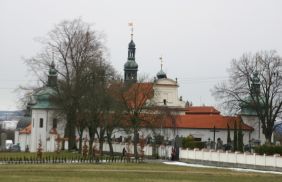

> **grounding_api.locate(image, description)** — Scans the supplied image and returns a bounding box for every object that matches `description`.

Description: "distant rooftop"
[185,106,220,115]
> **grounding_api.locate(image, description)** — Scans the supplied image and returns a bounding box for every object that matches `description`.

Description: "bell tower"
[47,61,57,88]
[124,23,138,83]
[251,71,260,96]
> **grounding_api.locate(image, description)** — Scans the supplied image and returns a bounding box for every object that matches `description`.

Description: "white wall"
[179,148,282,168]
[18,134,31,151]
[153,78,185,108]
[30,109,65,152]
[14,130,19,145]
[241,115,265,144]
[112,127,251,146]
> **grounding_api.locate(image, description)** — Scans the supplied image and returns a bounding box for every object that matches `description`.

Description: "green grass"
[0,163,281,182]
[0,151,81,159]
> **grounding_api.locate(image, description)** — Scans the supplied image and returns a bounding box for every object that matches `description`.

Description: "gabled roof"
[16,116,31,130]
[185,106,220,115]
[19,124,31,134]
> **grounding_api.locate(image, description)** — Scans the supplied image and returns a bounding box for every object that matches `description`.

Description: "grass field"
[0,152,82,158]
[0,162,281,182]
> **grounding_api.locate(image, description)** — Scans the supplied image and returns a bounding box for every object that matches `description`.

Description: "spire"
[156,56,167,79]
[127,22,136,60]
[129,22,134,40]
[47,58,57,88]
[160,56,163,70]
[251,71,260,96]
[124,22,138,83]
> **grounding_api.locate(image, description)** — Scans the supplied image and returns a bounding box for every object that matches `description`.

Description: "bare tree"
[81,60,118,155]
[116,78,158,159]
[25,18,107,150]
[213,50,282,143]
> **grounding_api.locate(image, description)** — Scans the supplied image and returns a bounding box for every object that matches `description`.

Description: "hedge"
[182,136,205,149]
[254,145,282,155]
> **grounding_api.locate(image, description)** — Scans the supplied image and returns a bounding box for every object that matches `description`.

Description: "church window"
[39,118,43,128]
[53,118,57,128]
[163,99,167,105]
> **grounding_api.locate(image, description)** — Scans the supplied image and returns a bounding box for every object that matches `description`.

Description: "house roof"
[185,106,220,115]
[162,115,253,131]
[19,124,32,134]
[111,82,154,109]
[16,116,31,130]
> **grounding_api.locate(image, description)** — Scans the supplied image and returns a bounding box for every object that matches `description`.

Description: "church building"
[15,30,258,152]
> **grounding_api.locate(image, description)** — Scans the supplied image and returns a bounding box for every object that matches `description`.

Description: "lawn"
[0,163,281,182]
[0,151,82,159]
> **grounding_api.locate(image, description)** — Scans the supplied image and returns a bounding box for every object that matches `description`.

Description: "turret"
[124,23,138,83]
[47,61,57,88]
[251,71,260,96]
[156,56,167,79]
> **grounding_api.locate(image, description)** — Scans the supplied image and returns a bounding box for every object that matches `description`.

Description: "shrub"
[254,145,282,155]
[182,136,205,149]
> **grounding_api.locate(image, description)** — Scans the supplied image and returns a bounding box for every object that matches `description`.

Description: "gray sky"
[1,0,282,111]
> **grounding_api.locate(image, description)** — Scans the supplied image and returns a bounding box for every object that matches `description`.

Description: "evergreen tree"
[238,120,244,152]
[233,121,238,151]
[227,124,231,145]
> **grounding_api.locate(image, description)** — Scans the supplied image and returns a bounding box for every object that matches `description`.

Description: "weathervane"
[128,22,134,40]
[52,51,54,60]
[159,56,163,70]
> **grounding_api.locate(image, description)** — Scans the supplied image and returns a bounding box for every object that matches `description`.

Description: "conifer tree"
[238,120,244,152]
[233,122,238,151]
[227,124,231,145]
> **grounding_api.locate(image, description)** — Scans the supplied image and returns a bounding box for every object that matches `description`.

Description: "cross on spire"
[128,22,134,40]
[159,56,163,70]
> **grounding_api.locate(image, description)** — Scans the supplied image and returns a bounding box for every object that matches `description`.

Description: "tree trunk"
[78,131,83,153]
[88,126,95,156]
[66,114,77,151]
[108,139,114,156]
[133,128,139,159]
[99,138,104,156]
[98,128,105,156]
[107,131,114,156]
[265,131,272,144]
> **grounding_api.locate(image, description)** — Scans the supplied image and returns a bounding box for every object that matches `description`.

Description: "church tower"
[251,71,260,96]
[124,24,138,83]
[156,56,167,79]
[47,61,57,88]
[30,62,59,152]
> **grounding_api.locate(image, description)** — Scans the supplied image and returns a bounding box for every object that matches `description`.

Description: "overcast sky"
[0,0,282,111]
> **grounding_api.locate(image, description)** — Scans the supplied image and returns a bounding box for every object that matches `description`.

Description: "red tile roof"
[19,124,31,134]
[185,106,220,115]
[163,115,253,131]
[117,82,154,109]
